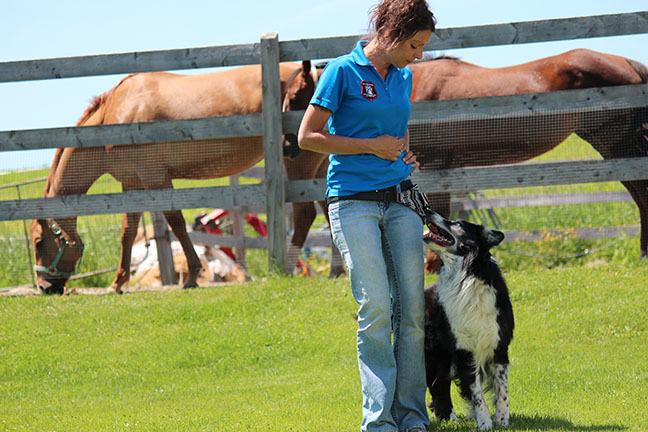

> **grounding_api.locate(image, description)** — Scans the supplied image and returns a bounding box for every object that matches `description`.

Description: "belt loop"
[384,190,391,202]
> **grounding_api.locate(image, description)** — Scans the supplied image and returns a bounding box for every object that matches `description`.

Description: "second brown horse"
[281,48,648,271]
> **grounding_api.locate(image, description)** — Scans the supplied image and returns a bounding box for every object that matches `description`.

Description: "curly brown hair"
[368,0,436,47]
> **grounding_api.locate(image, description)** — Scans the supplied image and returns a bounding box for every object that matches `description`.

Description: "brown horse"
[30,62,305,294]
[282,49,648,270]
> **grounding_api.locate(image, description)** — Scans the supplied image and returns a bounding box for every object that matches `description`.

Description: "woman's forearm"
[298,105,405,161]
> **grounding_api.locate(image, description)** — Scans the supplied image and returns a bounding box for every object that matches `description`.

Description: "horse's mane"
[42,148,64,198]
[47,77,123,196]
[285,61,329,84]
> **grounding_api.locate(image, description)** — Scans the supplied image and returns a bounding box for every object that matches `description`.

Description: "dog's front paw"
[477,416,493,431]
[493,409,509,427]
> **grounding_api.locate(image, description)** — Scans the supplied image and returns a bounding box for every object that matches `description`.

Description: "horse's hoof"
[183,282,199,289]
[328,269,346,279]
[38,285,66,296]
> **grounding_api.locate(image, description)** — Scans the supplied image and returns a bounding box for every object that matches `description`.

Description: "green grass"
[1,265,647,431]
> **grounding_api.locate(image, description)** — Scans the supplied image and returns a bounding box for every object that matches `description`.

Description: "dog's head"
[424,213,504,261]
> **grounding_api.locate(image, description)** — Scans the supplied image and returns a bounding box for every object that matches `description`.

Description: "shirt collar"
[350,40,372,67]
[351,40,399,76]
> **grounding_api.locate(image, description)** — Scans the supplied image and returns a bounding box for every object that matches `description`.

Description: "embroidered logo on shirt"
[361,80,378,101]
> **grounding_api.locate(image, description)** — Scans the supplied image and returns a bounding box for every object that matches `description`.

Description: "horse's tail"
[627,58,648,84]
[76,88,114,126]
[75,74,137,126]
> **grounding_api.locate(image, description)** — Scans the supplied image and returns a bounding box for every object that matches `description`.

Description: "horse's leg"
[622,180,648,259]
[284,150,329,274]
[425,193,451,273]
[579,108,648,259]
[310,158,346,278]
[316,199,345,278]
[286,201,316,274]
[163,209,202,288]
[111,211,142,293]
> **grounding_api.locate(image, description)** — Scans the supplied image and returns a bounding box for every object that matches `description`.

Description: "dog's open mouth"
[423,223,454,247]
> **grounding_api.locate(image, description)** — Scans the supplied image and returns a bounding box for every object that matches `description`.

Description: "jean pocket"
[328,199,356,214]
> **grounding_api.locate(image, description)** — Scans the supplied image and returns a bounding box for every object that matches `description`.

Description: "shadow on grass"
[428,414,626,431]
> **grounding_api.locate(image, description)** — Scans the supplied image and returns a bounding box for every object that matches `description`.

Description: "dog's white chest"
[438,266,500,368]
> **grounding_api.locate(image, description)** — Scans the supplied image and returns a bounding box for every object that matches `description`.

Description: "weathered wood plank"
[504,225,639,242]
[2,84,644,152]
[285,157,648,202]
[423,11,648,52]
[0,43,261,83]
[261,33,287,273]
[0,184,267,221]
[291,225,642,247]
[1,12,645,83]
[278,12,648,61]
[182,231,268,249]
[409,85,648,123]
[151,211,178,285]
[282,84,648,134]
[0,114,263,152]
[181,224,642,250]
[452,191,632,211]
[411,157,648,193]
[2,158,646,221]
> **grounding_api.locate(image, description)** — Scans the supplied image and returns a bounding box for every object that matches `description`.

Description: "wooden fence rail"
[1,11,648,273]
[2,12,646,82]
[2,84,646,153]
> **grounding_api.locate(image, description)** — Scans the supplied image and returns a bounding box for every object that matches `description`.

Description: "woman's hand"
[402,150,420,171]
[370,135,407,161]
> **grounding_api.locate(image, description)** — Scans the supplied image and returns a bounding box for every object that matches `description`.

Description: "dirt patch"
[0,281,243,297]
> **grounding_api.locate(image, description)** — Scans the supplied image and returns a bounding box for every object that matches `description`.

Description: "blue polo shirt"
[310,41,413,197]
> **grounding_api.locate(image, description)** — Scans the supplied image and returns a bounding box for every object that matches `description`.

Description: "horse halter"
[33,220,85,278]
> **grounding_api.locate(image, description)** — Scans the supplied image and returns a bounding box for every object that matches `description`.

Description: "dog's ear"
[484,228,504,247]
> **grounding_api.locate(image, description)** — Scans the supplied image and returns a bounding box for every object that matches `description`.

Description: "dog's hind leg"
[493,363,510,427]
[428,375,456,421]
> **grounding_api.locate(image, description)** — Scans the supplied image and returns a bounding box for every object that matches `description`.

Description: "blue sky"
[1,0,647,171]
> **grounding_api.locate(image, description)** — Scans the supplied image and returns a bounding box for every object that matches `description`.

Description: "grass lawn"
[1,263,647,431]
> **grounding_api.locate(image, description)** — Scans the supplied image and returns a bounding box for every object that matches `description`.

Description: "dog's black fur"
[423,213,514,430]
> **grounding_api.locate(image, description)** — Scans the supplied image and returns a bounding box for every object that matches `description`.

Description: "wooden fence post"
[260,32,287,274]
[151,211,178,285]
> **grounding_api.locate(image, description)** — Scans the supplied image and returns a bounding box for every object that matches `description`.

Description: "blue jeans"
[328,199,429,432]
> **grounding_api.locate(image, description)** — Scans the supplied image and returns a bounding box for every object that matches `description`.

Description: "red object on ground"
[195,210,268,260]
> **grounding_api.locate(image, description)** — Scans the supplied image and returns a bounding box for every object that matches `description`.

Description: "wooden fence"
[1,11,647,274]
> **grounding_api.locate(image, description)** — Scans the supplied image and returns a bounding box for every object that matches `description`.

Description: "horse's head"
[282,60,319,112]
[30,218,85,295]
[282,60,322,158]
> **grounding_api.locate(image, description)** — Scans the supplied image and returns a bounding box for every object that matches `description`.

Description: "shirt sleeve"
[310,60,346,113]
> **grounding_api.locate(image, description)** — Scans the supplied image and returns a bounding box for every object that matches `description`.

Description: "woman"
[298,1,436,431]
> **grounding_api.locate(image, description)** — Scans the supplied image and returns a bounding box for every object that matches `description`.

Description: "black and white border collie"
[423,213,514,430]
